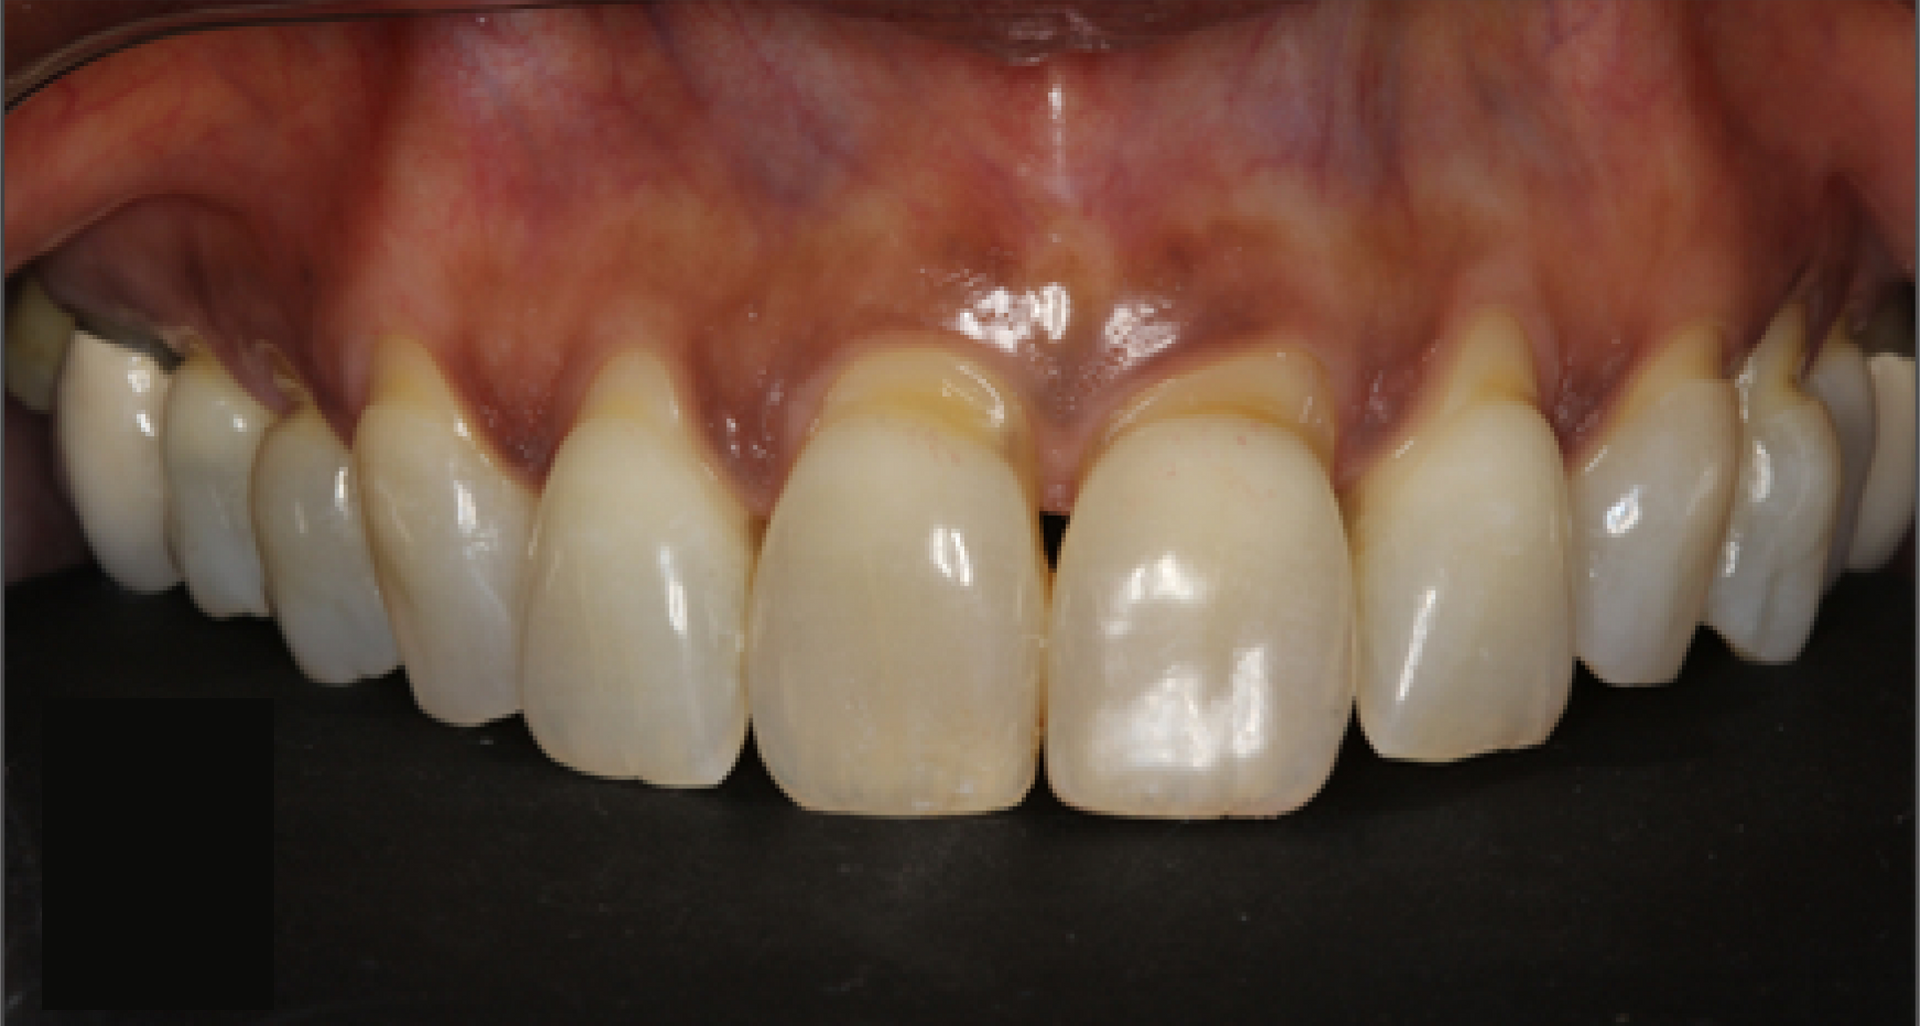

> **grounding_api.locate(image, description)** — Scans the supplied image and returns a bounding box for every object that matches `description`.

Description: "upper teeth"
[17,281,1916,817]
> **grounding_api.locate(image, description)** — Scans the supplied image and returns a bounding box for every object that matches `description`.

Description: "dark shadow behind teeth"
[3,560,1912,1021]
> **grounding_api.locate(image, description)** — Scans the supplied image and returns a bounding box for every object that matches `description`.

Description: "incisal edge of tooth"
[1847,353,1916,571]
[163,349,274,618]
[748,344,1045,815]
[6,277,74,413]
[253,405,399,684]
[1569,329,1738,685]
[1047,349,1352,818]
[1351,311,1573,761]
[1803,333,1876,590]
[522,350,749,785]
[1705,308,1843,664]
[355,337,532,726]
[55,329,181,593]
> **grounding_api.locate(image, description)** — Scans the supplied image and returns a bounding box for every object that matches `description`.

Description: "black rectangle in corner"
[40,695,271,1010]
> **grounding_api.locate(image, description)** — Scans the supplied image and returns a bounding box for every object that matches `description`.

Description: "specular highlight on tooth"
[6,277,74,414]
[521,351,750,786]
[1706,308,1842,664]
[748,347,1045,815]
[54,329,180,593]
[1569,329,1738,685]
[1351,312,1572,761]
[1804,334,1876,590]
[163,349,274,618]
[1847,353,1916,572]
[355,337,533,726]
[1047,349,1352,817]
[253,405,399,684]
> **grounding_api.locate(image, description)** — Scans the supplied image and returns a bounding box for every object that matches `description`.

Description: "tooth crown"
[163,348,274,619]
[1707,308,1843,664]
[1047,348,1353,817]
[1350,312,1573,761]
[55,329,182,594]
[355,337,533,726]
[1570,327,1739,686]
[521,350,751,786]
[748,349,1045,815]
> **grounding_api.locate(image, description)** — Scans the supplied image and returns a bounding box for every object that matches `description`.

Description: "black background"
[7,564,1914,1022]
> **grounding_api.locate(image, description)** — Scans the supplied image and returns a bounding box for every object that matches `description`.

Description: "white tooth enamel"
[1705,308,1843,664]
[6,277,75,413]
[1352,313,1572,761]
[162,349,274,618]
[748,347,1045,815]
[1847,353,1916,572]
[522,351,750,786]
[1804,334,1876,590]
[1569,330,1738,685]
[1047,352,1352,816]
[252,405,399,684]
[355,338,533,726]
[54,329,180,593]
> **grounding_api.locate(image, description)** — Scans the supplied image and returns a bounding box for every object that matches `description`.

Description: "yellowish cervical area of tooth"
[1099,346,1338,467]
[811,342,1038,493]
[6,277,74,414]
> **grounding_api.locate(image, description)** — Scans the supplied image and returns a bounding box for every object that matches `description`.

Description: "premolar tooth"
[1803,333,1876,590]
[252,405,398,684]
[1847,353,1916,571]
[1705,308,1843,663]
[1047,350,1352,817]
[521,351,750,785]
[748,346,1045,815]
[355,337,533,726]
[162,349,274,618]
[6,277,74,413]
[54,329,180,593]
[1350,312,1572,761]
[1569,329,1738,685]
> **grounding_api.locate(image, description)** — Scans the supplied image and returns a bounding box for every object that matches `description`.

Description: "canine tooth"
[1350,312,1572,761]
[748,347,1045,815]
[1803,334,1876,589]
[521,351,750,785]
[253,405,398,684]
[6,277,74,413]
[162,350,274,618]
[1569,330,1738,685]
[355,337,533,726]
[1047,350,1351,817]
[1705,309,1843,663]
[1847,353,1916,571]
[54,329,180,593]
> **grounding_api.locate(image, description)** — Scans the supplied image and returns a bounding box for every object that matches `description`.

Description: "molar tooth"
[1705,309,1843,663]
[54,329,180,593]
[6,277,74,413]
[1350,312,1572,761]
[1847,353,1916,572]
[1803,333,1876,590]
[162,349,274,618]
[521,351,750,786]
[747,346,1045,815]
[252,405,399,684]
[1569,329,1738,685]
[355,337,533,726]
[1047,350,1352,818]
